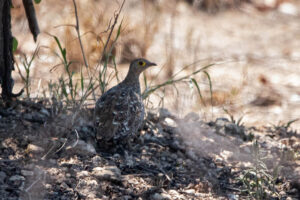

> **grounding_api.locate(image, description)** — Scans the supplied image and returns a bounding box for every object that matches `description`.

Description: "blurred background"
[11,0,300,129]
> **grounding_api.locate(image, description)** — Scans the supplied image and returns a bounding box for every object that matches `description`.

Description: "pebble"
[186,150,198,160]
[21,170,34,176]
[45,183,52,189]
[243,146,251,154]
[77,170,89,178]
[152,193,171,200]
[228,194,239,200]
[91,155,102,166]
[279,191,286,196]
[184,189,195,194]
[49,159,56,164]
[168,189,179,196]
[67,140,96,155]
[60,182,69,189]
[40,108,50,117]
[0,171,7,183]
[209,162,216,168]
[92,166,121,181]
[170,153,177,159]
[9,175,25,182]
[9,175,25,189]
[215,157,223,163]
[27,144,44,153]
[122,195,132,200]
[215,118,229,127]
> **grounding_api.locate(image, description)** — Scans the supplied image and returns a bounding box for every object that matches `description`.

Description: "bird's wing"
[95,86,130,141]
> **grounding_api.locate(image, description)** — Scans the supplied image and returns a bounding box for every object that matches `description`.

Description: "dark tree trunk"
[0,0,23,99]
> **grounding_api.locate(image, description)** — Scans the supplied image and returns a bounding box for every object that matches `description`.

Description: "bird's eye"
[138,61,146,66]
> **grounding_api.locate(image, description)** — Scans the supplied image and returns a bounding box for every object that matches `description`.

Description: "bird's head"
[129,58,157,75]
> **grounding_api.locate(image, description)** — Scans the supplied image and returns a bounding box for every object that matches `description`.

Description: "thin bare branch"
[22,0,40,42]
[100,0,126,62]
[72,0,89,68]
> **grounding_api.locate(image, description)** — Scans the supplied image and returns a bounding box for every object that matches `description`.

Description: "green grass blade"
[191,78,206,106]
[203,70,213,106]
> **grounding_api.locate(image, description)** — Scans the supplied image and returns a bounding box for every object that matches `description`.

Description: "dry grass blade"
[142,63,215,99]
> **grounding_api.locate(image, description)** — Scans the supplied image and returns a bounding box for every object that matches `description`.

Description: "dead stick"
[22,0,40,42]
[72,0,89,68]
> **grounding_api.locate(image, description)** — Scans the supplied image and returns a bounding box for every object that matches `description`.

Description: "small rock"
[159,108,174,120]
[21,170,34,176]
[9,175,25,189]
[186,150,198,160]
[77,170,89,178]
[288,188,298,194]
[225,123,243,135]
[66,140,96,155]
[49,159,56,164]
[278,2,298,16]
[170,153,177,160]
[122,195,132,200]
[209,162,216,168]
[0,171,7,183]
[165,118,176,127]
[9,175,25,182]
[152,193,170,200]
[60,182,69,189]
[168,189,182,198]
[184,189,195,194]
[92,166,121,181]
[161,193,172,199]
[215,118,229,127]
[40,108,50,117]
[27,144,44,153]
[243,146,251,154]
[23,112,46,123]
[168,189,179,196]
[91,155,103,166]
[279,191,286,196]
[45,183,52,189]
[227,194,239,200]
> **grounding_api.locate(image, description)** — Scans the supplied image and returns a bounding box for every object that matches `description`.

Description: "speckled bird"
[94,58,157,145]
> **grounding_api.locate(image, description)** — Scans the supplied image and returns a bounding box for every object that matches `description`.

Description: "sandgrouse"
[94,58,156,145]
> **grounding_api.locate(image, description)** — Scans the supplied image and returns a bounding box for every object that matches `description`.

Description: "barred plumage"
[94,58,156,144]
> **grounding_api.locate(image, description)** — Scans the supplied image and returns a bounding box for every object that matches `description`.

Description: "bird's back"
[94,82,144,142]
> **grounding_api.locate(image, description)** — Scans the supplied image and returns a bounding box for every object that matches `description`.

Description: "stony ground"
[3,0,300,199]
[0,99,299,200]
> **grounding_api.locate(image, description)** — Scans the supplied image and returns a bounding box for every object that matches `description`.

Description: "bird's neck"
[122,71,141,92]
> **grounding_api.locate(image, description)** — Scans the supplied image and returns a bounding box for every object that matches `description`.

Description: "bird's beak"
[148,62,157,67]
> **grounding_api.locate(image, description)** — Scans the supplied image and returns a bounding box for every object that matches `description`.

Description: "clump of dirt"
[0,99,299,199]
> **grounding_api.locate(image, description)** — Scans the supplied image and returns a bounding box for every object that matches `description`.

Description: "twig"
[72,0,89,68]
[54,138,68,153]
[72,0,97,104]
[100,0,126,62]
[25,171,45,192]
[70,129,79,148]
[22,0,40,42]
[41,141,56,160]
